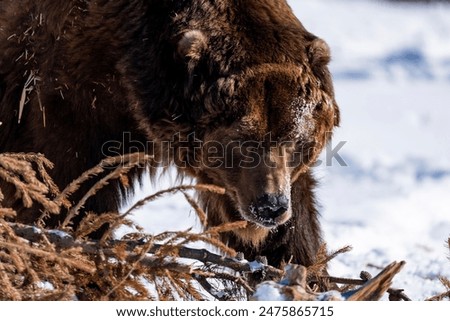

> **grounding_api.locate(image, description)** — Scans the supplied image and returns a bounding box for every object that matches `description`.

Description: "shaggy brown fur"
[0,0,339,268]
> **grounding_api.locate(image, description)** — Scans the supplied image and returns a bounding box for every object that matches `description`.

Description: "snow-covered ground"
[293,0,450,300]
[122,0,450,300]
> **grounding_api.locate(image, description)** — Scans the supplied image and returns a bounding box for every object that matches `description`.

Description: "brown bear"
[0,0,339,268]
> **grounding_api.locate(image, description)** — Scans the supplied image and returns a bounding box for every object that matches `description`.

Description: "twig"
[426,290,450,301]
[320,275,364,286]
[0,240,95,274]
[123,184,225,217]
[346,261,406,301]
[103,237,154,299]
[388,288,412,301]
[426,276,450,301]
[61,153,152,227]
[320,265,411,301]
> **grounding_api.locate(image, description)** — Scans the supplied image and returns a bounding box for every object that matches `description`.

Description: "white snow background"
[120,0,450,300]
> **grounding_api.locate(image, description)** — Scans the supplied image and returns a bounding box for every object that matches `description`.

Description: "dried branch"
[0,153,60,214]
[9,222,284,280]
[0,239,96,274]
[123,184,225,217]
[426,276,450,301]
[346,261,406,301]
[61,153,152,227]
[182,191,207,227]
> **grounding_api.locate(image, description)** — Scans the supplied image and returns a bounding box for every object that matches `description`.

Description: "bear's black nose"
[252,194,289,220]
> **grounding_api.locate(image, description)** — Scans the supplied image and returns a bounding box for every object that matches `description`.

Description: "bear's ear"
[176,30,208,62]
[307,38,331,67]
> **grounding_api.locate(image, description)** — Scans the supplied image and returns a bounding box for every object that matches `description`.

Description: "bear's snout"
[249,193,291,227]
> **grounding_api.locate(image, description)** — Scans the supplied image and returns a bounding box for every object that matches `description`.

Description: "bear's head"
[140,1,339,244]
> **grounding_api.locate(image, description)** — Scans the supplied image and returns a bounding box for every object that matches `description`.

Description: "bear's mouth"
[248,214,280,228]
[239,205,291,229]
[227,190,291,228]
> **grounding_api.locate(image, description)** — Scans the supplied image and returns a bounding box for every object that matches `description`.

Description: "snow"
[48,229,72,240]
[317,291,345,301]
[121,0,450,300]
[292,97,316,140]
[248,260,265,272]
[252,282,287,301]
[293,0,450,300]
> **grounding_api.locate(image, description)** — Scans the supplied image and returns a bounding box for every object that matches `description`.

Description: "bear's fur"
[0,0,339,268]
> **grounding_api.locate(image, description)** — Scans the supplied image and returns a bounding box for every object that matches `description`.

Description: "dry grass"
[0,153,448,301]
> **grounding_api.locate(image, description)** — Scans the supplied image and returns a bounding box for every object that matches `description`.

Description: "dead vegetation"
[0,152,449,301]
